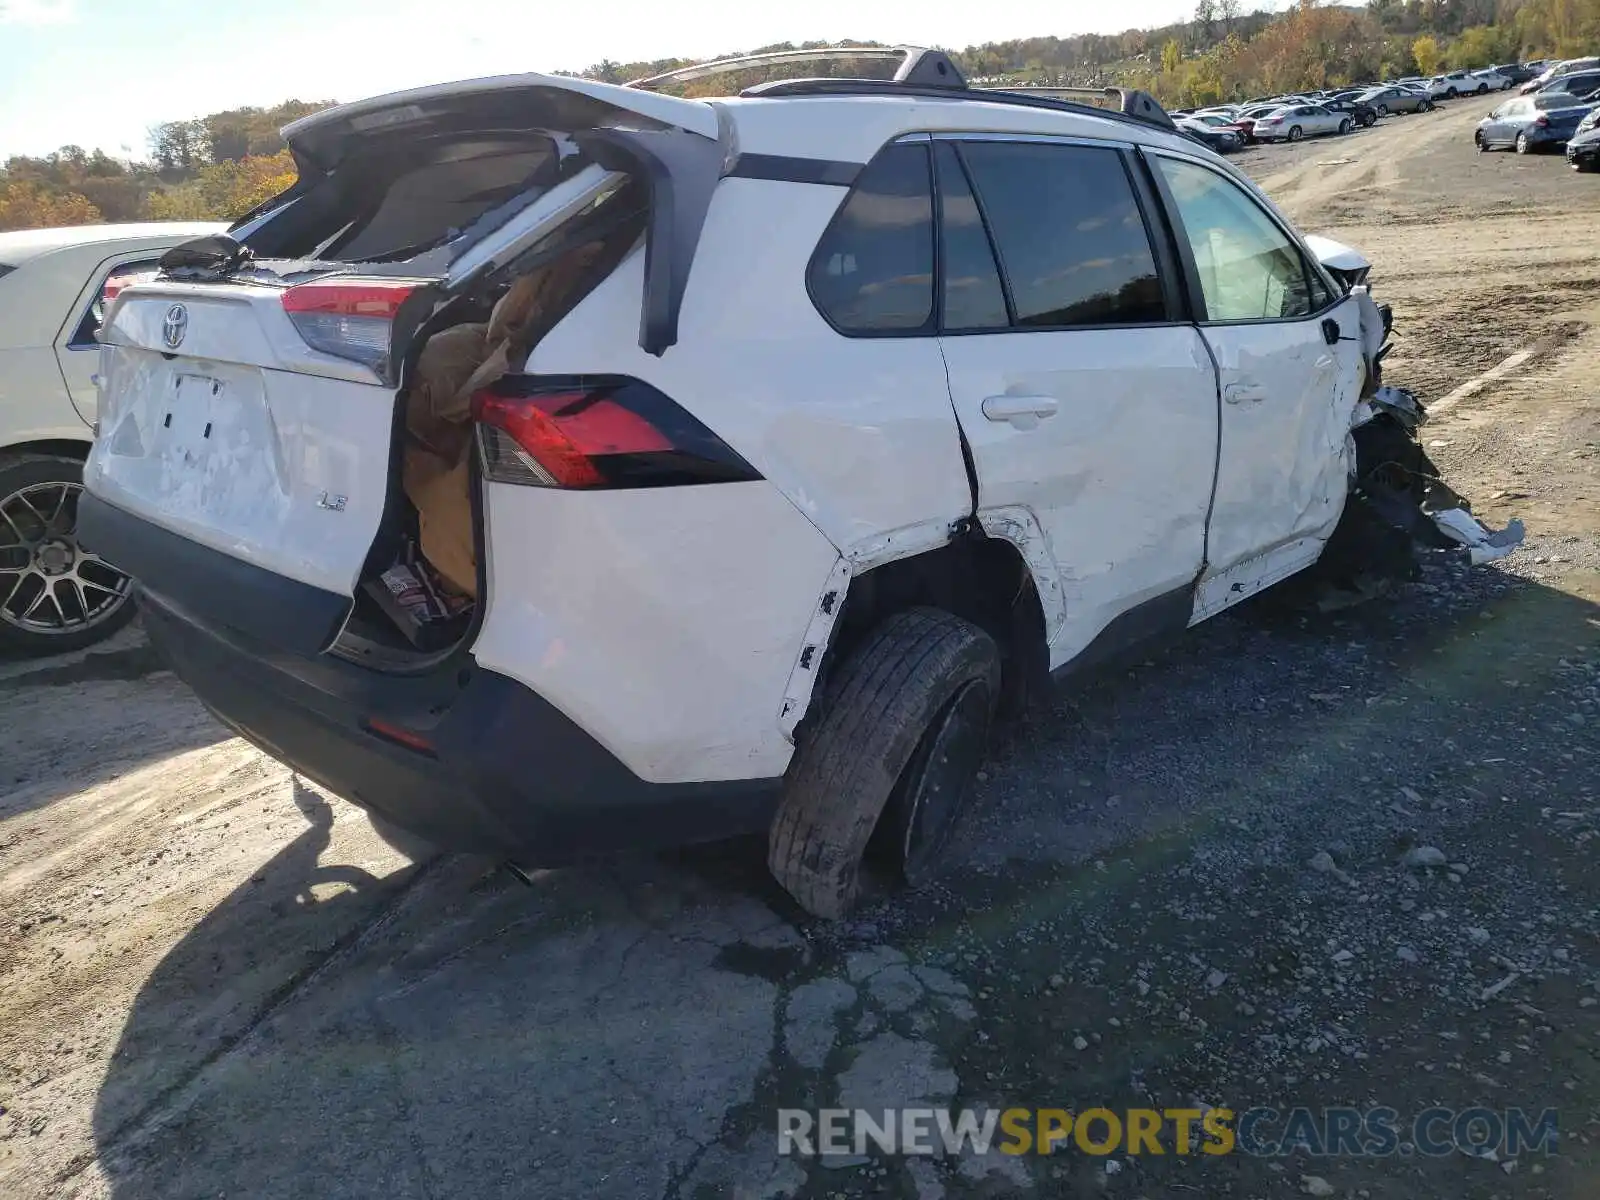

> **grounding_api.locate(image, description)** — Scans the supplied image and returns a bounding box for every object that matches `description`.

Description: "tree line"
[0,100,328,233]
[3,0,1597,233]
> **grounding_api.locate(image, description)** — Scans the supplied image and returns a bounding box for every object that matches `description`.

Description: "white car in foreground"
[0,221,223,653]
[83,49,1391,917]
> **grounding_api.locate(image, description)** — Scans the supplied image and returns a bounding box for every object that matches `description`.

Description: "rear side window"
[807,142,935,333]
[933,142,1007,331]
[958,141,1167,328]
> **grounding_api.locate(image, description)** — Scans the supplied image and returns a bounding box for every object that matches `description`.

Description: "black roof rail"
[739,78,1178,135]
[627,45,966,93]
[977,86,1178,131]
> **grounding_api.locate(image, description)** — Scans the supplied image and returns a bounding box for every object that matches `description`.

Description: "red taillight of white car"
[471,376,761,490]
[281,278,419,370]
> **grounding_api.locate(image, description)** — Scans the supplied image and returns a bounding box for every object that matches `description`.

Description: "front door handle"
[1224,381,1267,405]
[981,394,1059,429]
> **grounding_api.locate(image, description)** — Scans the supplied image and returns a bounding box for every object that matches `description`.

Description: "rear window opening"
[329,191,649,672]
[240,132,590,268]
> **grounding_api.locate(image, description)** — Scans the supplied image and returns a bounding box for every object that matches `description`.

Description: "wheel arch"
[798,526,1051,740]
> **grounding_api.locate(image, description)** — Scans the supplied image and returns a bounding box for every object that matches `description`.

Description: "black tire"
[1376,104,1390,117]
[1475,130,1487,152]
[0,452,136,657]
[1424,99,1436,111]
[1339,118,1354,135]
[1477,83,1489,94]
[767,608,1000,919]
[1516,132,1532,155]
[1363,112,1378,127]
[1446,88,1458,99]
[1577,156,1600,173]
[1288,125,1304,142]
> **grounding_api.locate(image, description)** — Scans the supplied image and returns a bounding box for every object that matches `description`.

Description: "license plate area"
[158,373,226,469]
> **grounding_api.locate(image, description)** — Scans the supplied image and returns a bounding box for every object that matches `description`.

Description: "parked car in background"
[1232,103,1285,141]
[1494,62,1541,85]
[1522,57,1600,93]
[1469,68,1512,92]
[1539,69,1600,99]
[1320,94,1380,126]
[1177,114,1246,151]
[0,221,224,653]
[1253,103,1353,141]
[1476,92,1600,153]
[1428,71,1481,98]
[1358,85,1432,115]
[1568,120,1600,171]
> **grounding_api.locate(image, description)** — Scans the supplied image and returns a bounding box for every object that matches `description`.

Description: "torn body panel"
[778,556,853,742]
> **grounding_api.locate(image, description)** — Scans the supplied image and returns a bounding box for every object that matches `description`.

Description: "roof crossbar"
[627,45,966,92]
[977,86,1177,131]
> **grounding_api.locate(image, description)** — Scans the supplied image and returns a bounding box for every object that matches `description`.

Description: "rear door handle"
[1224,381,1267,405]
[981,394,1059,429]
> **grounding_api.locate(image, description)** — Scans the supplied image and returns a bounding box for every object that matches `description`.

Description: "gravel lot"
[2,94,1597,1200]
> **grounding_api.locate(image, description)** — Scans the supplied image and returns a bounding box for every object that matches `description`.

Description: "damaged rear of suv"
[83,50,1520,919]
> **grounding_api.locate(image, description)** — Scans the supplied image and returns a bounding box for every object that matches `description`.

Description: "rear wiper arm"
[159,233,255,281]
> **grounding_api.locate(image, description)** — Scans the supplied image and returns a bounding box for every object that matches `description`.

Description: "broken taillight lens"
[471,376,761,490]
[281,278,419,370]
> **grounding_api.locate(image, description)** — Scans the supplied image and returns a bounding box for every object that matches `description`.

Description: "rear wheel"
[1475,130,1487,152]
[1576,155,1598,173]
[767,608,1000,919]
[1477,83,1489,94]
[1339,118,1354,135]
[0,453,135,656]
[1516,132,1533,154]
[1288,125,1304,142]
[1363,111,1378,126]
[1376,103,1390,117]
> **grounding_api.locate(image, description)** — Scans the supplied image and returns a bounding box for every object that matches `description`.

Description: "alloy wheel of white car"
[0,456,134,653]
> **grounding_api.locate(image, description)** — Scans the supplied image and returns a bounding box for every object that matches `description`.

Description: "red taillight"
[102,270,153,305]
[470,376,760,491]
[280,278,418,371]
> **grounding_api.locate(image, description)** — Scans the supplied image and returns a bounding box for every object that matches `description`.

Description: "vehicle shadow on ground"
[84,565,1599,1199]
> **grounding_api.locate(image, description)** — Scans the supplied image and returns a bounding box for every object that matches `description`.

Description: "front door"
[934,137,1220,667]
[1146,152,1364,621]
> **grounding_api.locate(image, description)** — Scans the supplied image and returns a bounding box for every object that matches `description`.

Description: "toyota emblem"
[162,303,188,349]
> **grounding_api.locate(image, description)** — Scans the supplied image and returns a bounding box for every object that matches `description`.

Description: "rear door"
[87,75,713,650]
[935,136,1220,667]
[1146,151,1363,620]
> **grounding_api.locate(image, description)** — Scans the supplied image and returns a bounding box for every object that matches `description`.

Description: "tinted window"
[959,141,1166,328]
[933,143,1007,331]
[1155,156,1323,322]
[807,142,934,333]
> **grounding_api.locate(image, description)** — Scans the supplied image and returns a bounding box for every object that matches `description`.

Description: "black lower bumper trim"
[138,591,781,863]
[80,493,348,658]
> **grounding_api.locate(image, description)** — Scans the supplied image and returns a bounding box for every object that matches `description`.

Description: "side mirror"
[1321,317,1342,346]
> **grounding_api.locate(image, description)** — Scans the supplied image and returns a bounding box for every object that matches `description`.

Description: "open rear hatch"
[84,73,722,661]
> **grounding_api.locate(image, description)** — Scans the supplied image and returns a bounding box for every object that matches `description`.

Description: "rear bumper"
[83,495,781,862]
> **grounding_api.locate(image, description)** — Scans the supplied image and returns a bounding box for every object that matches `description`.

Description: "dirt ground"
[2,94,1597,1200]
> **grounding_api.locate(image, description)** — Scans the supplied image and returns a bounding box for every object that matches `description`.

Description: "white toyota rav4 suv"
[82,48,1386,917]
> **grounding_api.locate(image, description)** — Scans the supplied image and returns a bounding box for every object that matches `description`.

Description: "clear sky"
[0,0,1262,160]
